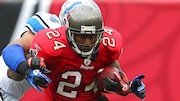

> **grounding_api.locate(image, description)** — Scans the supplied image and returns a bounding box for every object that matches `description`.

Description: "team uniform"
[0,12,61,101]
[30,26,123,101]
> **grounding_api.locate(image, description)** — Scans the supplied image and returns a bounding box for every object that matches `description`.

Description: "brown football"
[95,67,120,92]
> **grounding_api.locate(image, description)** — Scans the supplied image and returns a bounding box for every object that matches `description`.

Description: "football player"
[0,0,102,101]
[2,0,146,101]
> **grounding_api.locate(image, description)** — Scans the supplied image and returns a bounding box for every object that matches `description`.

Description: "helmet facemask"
[67,25,104,58]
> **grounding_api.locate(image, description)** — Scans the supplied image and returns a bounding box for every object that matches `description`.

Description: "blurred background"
[0,0,180,101]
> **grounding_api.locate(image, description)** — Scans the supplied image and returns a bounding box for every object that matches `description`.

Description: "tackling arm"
[4,11,60,81]
[4,31,34,80]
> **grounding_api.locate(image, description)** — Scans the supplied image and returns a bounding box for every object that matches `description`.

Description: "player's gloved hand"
[27,57,51,73]
[17,57,52,92]
[103,71,130,96]
[25,68,52,92]
[130,74,146,99]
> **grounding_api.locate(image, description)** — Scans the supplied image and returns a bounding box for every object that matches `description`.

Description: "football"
[95,66,120,92]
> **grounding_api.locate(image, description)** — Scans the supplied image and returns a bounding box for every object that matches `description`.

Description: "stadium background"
[0,0,180,101]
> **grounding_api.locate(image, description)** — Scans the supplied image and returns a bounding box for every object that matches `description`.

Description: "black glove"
[27,57,50,73]
[102,71,130,96]
[130,74,146,99]
[103,77,122,92]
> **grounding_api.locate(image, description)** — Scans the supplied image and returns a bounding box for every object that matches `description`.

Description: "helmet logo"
[63,1,82,16]
[49,16,59,23]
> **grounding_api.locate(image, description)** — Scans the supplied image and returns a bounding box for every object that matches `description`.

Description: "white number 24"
[56,71,98,98]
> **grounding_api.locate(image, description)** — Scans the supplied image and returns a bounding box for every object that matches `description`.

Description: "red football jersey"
[30,26,123,101]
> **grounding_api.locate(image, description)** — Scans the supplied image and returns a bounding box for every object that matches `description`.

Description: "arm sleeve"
[2,44,26,72]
